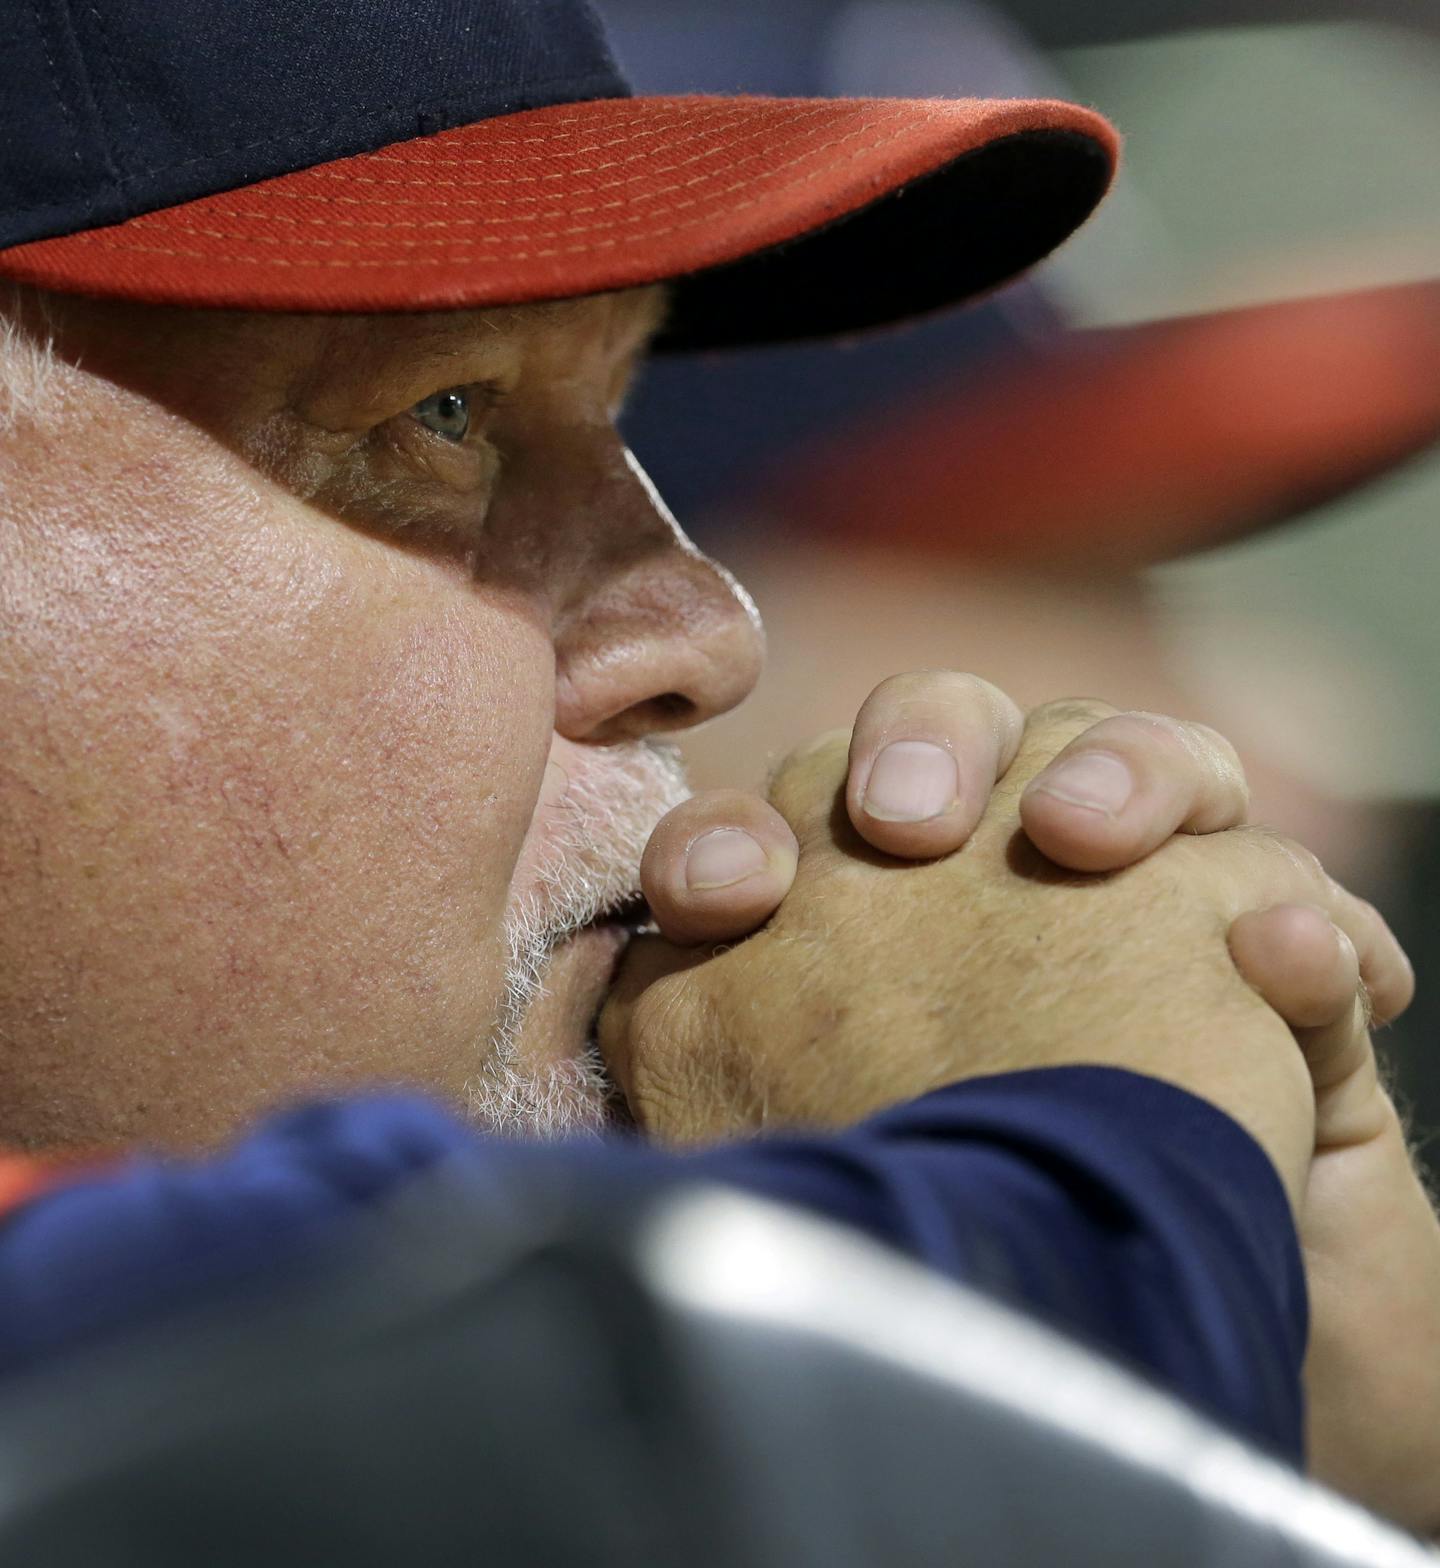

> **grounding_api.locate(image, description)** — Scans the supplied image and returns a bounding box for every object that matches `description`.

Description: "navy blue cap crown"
[3,0,630,252]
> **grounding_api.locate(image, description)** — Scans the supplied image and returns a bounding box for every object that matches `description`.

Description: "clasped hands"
[598,671,1440,1536]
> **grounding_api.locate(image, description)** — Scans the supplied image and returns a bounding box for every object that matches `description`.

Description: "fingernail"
[862,741,960,823]
[686,828,769,891]
[1031,752,1132,817]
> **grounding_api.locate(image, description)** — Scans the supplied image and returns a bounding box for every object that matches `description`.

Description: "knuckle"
[1129,713,1248,797]
[1222,822,1292,860]
[634,970,696,1043]
[629,976,763,1140]
[1026,696,1118,735]
[767,729,850,805]
[982,697,1121,806]
[1002,698,1119,790]
[626,976,695,1095]
[1228,821,1283,845]
[777,726,851,774]
[1154,821,1265,891]
[1271,833,1328,889]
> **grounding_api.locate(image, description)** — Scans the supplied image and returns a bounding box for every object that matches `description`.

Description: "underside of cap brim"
[0,94,1118,350]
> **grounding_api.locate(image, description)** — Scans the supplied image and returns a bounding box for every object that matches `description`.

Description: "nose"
[553,448,765,744]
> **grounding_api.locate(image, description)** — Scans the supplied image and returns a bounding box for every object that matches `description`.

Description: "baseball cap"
[0,0,1117,349]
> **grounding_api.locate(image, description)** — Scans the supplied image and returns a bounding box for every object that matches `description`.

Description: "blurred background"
[596,0,1440,1182]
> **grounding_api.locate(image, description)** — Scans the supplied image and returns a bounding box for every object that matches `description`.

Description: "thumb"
[640,790,798,947]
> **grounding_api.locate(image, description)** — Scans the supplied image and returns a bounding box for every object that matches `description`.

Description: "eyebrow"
[409,282,670,364]
[380,325,512,386]
[315,282,675,424]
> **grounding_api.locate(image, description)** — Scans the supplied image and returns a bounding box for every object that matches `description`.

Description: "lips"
[572,891,654,945]
[599,892,655,938]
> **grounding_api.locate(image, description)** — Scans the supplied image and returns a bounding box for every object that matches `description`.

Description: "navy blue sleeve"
[683,1067,1309,1462]
[0,1067,1307,1463]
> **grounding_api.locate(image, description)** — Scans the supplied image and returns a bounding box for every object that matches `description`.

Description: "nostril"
[648,691,698,728]
[590,691,699,744]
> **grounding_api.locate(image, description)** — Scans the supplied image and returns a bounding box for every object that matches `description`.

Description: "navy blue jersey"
[0,1066,1306,1462]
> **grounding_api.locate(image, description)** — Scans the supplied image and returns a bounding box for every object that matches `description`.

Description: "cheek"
[0,416,555,1141]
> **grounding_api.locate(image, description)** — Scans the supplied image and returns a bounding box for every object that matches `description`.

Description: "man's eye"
[410,388,471,443]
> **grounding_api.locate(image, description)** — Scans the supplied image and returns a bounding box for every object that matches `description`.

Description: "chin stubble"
[464,739,690,1139]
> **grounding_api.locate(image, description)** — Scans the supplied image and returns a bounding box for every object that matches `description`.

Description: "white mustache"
[520,738,690,943]
[468,739,691,1141]
[494,739,690,1054]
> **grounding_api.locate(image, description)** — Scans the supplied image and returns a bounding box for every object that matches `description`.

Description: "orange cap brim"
[0,94,1118,349]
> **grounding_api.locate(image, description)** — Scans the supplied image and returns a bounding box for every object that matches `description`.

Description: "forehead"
[14,280,671,409]
[298,281,670,372]
[419,285,668,353]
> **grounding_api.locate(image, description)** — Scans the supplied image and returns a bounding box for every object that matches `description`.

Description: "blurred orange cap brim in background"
[776,282,1440,567]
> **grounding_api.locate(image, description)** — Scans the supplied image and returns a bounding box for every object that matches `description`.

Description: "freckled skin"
[0,288,763,1151]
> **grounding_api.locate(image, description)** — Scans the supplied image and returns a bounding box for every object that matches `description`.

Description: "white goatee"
[465,739,689,1139]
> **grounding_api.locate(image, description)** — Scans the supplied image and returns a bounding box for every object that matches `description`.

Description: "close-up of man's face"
[0,285,763,1151]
